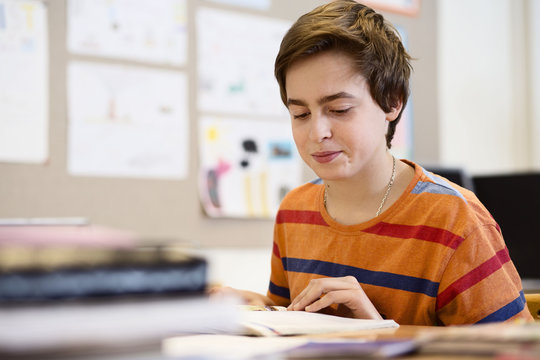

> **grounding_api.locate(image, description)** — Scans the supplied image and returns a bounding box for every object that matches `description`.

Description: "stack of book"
[0,223,241,357]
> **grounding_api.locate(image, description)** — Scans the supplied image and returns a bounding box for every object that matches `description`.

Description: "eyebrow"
[286,92,356,107]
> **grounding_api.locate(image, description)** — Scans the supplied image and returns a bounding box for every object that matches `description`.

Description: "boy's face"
[285,51,401,182]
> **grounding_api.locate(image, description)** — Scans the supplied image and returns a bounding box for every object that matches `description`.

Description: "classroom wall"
[438,0,538,174]
[0,0,439,248]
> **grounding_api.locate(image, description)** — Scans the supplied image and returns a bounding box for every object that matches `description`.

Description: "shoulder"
[402,160,497,236]
[407,160,473,202]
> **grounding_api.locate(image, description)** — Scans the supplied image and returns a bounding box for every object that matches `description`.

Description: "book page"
[241,310,399,336]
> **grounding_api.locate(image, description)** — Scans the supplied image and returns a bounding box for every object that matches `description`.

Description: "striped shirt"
[267,160,532,325]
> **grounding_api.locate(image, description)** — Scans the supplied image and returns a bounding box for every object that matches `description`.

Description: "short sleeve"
[436,224,533,324]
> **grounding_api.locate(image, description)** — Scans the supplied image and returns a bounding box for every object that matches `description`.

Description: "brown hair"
[275,0,412,148]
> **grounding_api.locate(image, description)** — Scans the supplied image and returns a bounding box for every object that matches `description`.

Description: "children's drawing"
[0,0,48,164]
[196,7,290,117]
[199,117,302,219]
[67,61,189,179]
[67,0,188,66]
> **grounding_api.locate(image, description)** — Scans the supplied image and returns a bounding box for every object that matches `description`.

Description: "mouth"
[311,151,341,164]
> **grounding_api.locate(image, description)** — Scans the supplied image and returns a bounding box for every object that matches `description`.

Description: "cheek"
[291,124,306,147]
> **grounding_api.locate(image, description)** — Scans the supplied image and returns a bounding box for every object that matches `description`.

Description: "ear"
[386,100,403,122]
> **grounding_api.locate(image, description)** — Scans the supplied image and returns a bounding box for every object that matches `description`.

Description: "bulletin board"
[0,0,440,248]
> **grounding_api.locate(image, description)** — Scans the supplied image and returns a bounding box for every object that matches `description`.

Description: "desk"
[297,324,536,360]
[3,325,536,360]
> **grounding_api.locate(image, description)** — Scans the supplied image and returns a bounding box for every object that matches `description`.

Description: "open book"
[163,334,417,359]
[164,309,409,360]
[239,306,399,336]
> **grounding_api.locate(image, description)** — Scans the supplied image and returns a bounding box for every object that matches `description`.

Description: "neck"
[324,153,397,223]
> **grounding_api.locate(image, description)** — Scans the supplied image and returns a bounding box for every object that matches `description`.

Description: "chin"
[312,170,345,182]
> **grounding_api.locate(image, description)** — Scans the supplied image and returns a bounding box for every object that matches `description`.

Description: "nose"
[309,113,332,143]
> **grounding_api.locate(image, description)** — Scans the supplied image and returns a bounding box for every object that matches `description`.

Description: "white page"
[163,335,308,360]
[67,61,189,179]
[163,333,414,359]
[241,310,399,336]
[196,7,290,117]
[199,116,302,218]
[0,0,48,163]
[67,0,187,66]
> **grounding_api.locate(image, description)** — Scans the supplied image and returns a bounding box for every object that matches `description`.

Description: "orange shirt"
[267,160,533,325]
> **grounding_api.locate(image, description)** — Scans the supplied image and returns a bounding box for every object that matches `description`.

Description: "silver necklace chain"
[375,155,396,217]
[324,156,397,219]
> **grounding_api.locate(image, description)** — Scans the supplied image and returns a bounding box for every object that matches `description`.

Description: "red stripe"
[364,222,464,249]
[436,247,511,310]
[276,210,328,226]
[272,242,281,258]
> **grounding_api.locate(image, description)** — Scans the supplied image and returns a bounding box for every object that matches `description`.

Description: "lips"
[311,151,341,163]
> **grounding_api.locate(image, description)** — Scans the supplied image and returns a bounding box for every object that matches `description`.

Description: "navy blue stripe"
[476,291,527,323]
[268,281,290,300]
[282,257,439,297]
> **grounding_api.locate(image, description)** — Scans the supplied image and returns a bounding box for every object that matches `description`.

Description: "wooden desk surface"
[304,324,528,360]
[4,324,535,360]
[379,325,493,360]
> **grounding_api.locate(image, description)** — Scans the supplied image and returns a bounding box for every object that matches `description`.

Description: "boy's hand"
[208,285,273,306]
[287,276,382,319]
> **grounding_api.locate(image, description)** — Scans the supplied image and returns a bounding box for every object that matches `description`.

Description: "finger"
[207,285,232,296]
[304,293,336,313]
[291,277,360,311]
[289,278,320,309]
[290,281,328,311]
[307,289,382,319]
[289,285,314,310]
[305,289,359,313]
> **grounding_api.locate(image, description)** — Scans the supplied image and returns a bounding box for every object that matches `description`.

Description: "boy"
[215,0,532,325]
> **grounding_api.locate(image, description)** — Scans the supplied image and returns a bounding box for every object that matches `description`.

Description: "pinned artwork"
[67,61,189,179]
[199,117,302,219]
[389,25,413,160]
[67,0,188,66]
[196,7,290,117]
[0,0,48,164]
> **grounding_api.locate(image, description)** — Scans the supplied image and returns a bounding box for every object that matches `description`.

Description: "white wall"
[438,0,532,174]
[531,0,540,168]
[195,247,272,294]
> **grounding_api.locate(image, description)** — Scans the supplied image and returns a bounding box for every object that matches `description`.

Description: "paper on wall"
[205,0,271,11]
[67,61,189,179]
[199,116,301,219]
[196,7,290,117]
[0,0,48,164]
[67,0,188,66]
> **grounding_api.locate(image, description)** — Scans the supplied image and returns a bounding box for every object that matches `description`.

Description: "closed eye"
[293,112,310,120]
[330,108,351,115]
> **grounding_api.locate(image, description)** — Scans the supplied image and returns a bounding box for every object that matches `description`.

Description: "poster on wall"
[361,0,421,16]
[196,7,290,117]
[67,0,188,66]
[206,0,271,11]
[0,0,48,164]
[199,117,302,219]
[390,25,413,160]
[67,61,189,179]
